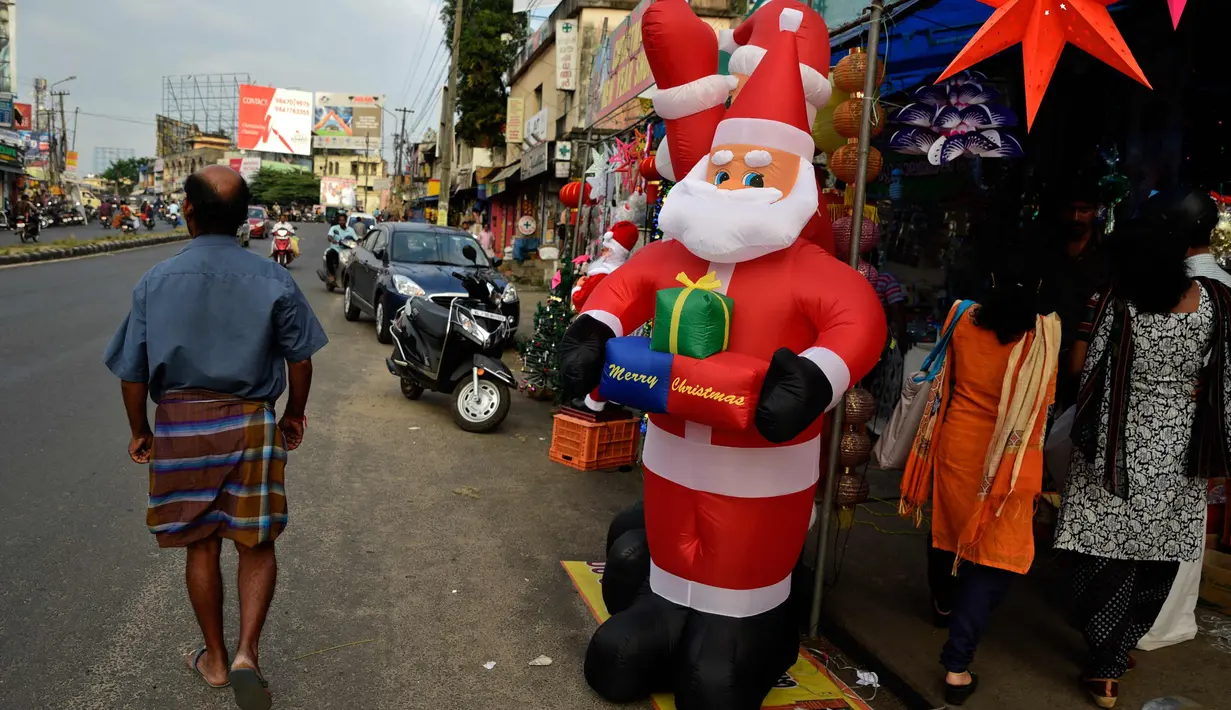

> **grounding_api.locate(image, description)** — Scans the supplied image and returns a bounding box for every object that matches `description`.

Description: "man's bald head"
[183,165,251,237]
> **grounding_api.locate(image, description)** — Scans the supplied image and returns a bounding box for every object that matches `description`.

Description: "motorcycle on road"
[385,245,516,433]
[270,225,297,267]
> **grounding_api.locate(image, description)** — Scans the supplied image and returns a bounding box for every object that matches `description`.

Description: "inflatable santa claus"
[571,220,639,311]
[649,0,835,254]
[559,4,885,708]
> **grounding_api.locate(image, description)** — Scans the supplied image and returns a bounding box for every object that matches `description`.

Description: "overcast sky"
[15,0,449,173]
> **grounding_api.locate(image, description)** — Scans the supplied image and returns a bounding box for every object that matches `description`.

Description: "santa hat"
[711,9,814,161]
[721,0,832,112]
[601,220,639,258]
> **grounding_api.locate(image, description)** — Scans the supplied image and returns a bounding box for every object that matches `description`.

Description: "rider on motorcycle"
[15,194,40,241]
[327,213,356,245]
[269,219,300,258]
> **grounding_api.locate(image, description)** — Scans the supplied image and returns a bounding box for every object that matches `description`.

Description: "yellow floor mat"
[562,561,875,710]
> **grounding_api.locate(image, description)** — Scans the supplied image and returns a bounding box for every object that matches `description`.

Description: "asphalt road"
[0,218,180,248]
[0,225,644,709]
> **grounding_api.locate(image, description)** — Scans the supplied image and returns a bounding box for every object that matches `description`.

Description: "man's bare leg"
[185,536,229,685]
[232,541,277,672]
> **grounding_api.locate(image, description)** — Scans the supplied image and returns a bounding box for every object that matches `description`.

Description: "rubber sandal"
[1082,678,1118,708]
[943,671,979,706]
[187,646,229,689]
[228,666,272,710]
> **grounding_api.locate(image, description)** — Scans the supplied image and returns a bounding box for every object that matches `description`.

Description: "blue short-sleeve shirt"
[104,234,328,402]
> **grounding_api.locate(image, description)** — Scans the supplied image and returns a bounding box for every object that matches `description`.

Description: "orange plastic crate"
[549,413,640,471]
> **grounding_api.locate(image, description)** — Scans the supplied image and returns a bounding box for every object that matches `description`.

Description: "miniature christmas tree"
[520,239,578,401]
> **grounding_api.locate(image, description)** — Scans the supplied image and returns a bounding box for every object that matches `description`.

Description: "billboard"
[505,97,524,145]
[65,151,78,178]
[1,6,14,95]
[555,20,580,91]
[320,177,357,208]
[237,85,313,156]
[14,102,31,130]
[0,93,12,129]
[313,93,384,150]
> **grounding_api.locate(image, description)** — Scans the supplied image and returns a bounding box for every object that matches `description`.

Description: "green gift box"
[650,271,733,359]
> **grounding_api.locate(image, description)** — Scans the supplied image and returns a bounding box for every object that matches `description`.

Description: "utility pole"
[55,91,69,178]
[72,107,80,151]
[437,0,464,226]
[393,107,412,177]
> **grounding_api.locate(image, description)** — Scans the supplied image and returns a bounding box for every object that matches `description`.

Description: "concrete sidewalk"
[816,470,1231,709]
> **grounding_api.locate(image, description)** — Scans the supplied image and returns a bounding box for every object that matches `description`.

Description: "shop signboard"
[517,214,538,236]
[313,93,385,150]
[237,84,313,156]
[0,93,12,129]
[520,141,549,180]
[320,177,357,207]
[489,181,506,197]
[555,20,581,91]
[154,158,165,173]
[14,102,31,131]
[239,157,262,181]
[586,0,654,128]
[64,151,78,178]
[505,97,525,145]
[524,108,548,146]
[0,142,21,167]
[553,141,572,162]
[554,161,570,179]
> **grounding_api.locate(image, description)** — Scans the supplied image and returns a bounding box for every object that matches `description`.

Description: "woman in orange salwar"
[900,251,1061,706]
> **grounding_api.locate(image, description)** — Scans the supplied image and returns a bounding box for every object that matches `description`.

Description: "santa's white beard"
[658,155,817,263]
[586,252,626,276]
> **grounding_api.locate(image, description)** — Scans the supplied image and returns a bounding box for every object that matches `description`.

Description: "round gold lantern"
[830,140,883,184]
[844,388,877,426]
[840,430,872,468]
[836,471,870,506]
[832,48,884,94]
[833,99,884,140]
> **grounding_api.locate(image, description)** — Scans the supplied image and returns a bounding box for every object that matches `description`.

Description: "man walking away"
[104,165,328,710]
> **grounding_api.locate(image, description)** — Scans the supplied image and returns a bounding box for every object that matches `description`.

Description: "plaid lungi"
[147,390,288,548]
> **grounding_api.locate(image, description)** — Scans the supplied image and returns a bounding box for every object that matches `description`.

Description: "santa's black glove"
[755,348,834,444]
[560,314,616,401]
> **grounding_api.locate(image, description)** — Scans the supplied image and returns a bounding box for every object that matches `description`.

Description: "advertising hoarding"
[524,108,548,146]
[14,102,31,130]
[0,7,14,95]
[237,85,313,156]
[320,177,357,208]
[65,151,78,178]
[313,93,385,150]
[239,157,262,181]
[586,0,653,128]
[505,97,525,145]
[0,93,13,129]
[555,20,580,91]
[156,114,197,157]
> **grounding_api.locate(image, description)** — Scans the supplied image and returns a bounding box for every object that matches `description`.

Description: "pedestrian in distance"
[103,165,328,710]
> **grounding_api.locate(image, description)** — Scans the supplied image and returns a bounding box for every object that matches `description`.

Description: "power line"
[395,0,446,107]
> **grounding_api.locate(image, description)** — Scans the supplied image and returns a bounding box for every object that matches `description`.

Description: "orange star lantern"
[938,0,1150,130]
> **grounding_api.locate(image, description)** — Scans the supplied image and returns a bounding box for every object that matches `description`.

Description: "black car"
[342,223,519,344]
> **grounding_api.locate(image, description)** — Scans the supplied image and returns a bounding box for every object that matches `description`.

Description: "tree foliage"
[102,157,155,194]
[248,168,321,206]
[441,0,527,148]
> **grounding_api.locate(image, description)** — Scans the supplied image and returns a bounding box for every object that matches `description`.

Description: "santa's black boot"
[602,527,650,615]
[584,588,688,702]
[605,501,645,555]
[671,601,799,710]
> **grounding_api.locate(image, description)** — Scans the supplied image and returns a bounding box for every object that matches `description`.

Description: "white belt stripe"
[643,420,820,498]
[650,561,791,619]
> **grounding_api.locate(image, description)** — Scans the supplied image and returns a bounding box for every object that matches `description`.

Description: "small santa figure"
[571,220,639,311]
[562,7,884,708]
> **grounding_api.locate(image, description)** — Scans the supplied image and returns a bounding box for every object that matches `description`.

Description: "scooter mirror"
[462,244,477,263]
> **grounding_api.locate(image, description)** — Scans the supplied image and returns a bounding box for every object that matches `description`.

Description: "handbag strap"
[915,300,975,382]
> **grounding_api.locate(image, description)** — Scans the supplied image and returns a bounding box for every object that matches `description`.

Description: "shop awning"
[488,163,521,184]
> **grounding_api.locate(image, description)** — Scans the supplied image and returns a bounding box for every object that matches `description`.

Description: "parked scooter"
[385,246,516,433]
[270,225,297,267]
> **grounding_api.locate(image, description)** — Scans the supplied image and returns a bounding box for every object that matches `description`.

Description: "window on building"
[534,84,543,113]
[351,162,359,177]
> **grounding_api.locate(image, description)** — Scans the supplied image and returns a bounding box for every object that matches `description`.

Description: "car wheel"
[451,375,511,433]
[343,285,361,321]
[375,299,392,344]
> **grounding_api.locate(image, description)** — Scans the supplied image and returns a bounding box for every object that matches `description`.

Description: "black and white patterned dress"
[1054,288,1211,563]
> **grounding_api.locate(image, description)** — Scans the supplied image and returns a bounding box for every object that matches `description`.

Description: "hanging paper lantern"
[857,260,879,283]
[830,141,883,184]
[832,48,883,94]
[639,156,660,181]
[832,215,880,260]
[646,181,659,207]
[844,388,876,426]
[832,99,884,140]
[836,469,870,505]
[559,181,594,208]
[812,85,851,156]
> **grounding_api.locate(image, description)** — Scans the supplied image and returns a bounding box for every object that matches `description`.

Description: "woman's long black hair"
[974,239,1054,345]
[1109,189,1209,314]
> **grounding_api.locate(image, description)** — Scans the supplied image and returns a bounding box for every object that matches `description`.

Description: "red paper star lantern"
[1166,0,1187,29]
[938,0,1151,130]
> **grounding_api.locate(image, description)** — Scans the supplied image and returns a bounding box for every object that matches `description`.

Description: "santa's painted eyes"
[743,172,765,188]
[714,171,731,185]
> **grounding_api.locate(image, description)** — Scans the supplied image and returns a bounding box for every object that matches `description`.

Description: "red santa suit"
[570,220,638,311]
[564,10,884,708]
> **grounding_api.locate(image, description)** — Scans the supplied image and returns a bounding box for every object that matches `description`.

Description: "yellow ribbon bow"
[669,271,730,355]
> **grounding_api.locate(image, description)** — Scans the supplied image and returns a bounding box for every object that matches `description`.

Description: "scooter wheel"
[400,378,424,400]
[451,375,510,433]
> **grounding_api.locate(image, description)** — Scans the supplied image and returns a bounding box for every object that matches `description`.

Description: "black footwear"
[944,672,979,706]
